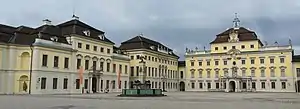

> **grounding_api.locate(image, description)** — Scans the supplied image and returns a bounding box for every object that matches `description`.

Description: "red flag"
[79,66,84,85]
[118,70,121,89]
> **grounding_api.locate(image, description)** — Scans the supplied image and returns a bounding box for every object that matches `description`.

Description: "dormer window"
[50,36,58,42]
[150,46,155,50]
[98,34,105,40]
[83,30,90,36]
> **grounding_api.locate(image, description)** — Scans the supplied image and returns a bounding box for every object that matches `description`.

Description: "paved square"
[1,92,300,109]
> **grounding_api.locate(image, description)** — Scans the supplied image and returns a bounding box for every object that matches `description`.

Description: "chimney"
[42,19,51,25]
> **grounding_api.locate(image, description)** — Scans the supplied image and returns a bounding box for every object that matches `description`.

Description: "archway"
[229,81,236,92]
[179,81,185,91]
[296,80,300,93]
[19,75,29,92]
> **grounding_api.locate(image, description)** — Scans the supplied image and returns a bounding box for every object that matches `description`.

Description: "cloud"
[1,0,300,60]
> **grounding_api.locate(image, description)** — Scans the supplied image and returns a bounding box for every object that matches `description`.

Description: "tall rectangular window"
[92,61,97,71]
[207,71,211,78]
[216,83,219,89]
[223,60,227,65]
[191,82,195,89]
[85,60,89,70]
[76,79,80,89]
[215,61,219,66]
[125,65,128,74]
[180,71,184,79]
[297,68,300,77]
[119,64,122,73]
[77,59,81,69]
[78,42,82,48]
[130,67,134,76]
[280,58,285,63]
[100,47,104,52]
[241,60,245,65]
[63,78,68,89]
[260,59,264,64]
[93,46,97,51]
[100,62,104,71]
[124,81,127,89]
[215,71,219,78]
[207,61,210,66]
[199,83,203,89]
[271,69,275,77]
[251,59,255,64]
[86,44,90,50]
[191,61,194,66]
[54,56,59,68]
[107,63,110,72]
[107,48,110,54]
[251,69,255,77]
[84,79,88,89]
[191,71,195,78]
[41,77,47,89]
[261,69,265,77]
[199,71,202,78]
[53,78,57,89]
[281,82,286,89]
[207,83,211,89]
[112,80,115,89]
[199,61,202,66]
[270,58,274,64]
[271,82,276,89]
[148,67,151,77]
[281,69,286,77]
[113,64,116,73]
[136,66,139,76]
[119,81,122,89]
[252,82,256,89]
[242,70,246,77]
[261,82,265,89]
[64,58,69,68]
[152,67,154,77]
[106,80,110,89]
[42,55,48,66]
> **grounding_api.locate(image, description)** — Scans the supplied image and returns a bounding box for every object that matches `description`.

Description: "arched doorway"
[296,80,300,92]
[179,81,185,91]
[229,81,236,92]
[19,75,29,92]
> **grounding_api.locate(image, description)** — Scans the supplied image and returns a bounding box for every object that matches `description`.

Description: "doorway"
[92,77,97,93]
[179,81,185,91]
[229,81,236,92]
[296,80,300,92]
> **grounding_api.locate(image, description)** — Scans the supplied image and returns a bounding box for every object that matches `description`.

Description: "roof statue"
[233,13,240,29]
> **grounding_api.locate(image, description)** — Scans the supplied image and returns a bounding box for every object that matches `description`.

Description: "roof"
[178,61,185,67]
[0,24,16,43]
[210,27,263,45]
[120,35,179,58]
[292,55,300,62]
[58,19,114,44]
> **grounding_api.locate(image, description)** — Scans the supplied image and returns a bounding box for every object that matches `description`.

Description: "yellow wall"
[211,40,260,53]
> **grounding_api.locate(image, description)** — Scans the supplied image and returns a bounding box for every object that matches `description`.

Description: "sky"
[1,0,300,60]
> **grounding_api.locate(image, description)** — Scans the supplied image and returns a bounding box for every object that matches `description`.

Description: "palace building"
[183,16,300,92]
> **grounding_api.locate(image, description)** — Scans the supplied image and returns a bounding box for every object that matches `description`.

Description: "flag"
[78,66,84,85]
[118,70,121,89]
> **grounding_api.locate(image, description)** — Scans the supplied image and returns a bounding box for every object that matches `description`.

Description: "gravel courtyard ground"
[1,92,300,109]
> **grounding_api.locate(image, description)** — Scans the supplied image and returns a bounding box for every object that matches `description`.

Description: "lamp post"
[29,45,33,94]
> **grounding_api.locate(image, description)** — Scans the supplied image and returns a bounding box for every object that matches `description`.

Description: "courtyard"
[0,92,300,109]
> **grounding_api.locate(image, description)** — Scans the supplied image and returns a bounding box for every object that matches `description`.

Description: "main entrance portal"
[92,77,97,93]
[229,81,236,92]
[179,81,185,91]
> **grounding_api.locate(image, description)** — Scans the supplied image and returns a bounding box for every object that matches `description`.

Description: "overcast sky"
[1,0,300,60]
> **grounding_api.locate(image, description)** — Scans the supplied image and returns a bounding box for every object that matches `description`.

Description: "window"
[270,58,274,64]
[180,71,184,79]
[261,82,265,89]
[191,71,194,78]
[41,77,47,89]
[191,61,194,66]
[113,64,116,73]
[112,80,115,89]
[136,55,140,59]
[224,70,229,76]
[107,63,110,72]
[130,56,134,60]
[63,78,68,89]
[130,67,134,76]
[207,61,210,66]
[151,82,154,88]
[251,69,255,77]
[152,57,154,61]
[215,61,219,66]
[119,81,122,89]
[199,83,203,89]
[148,67,151,76]
[76,79,80,89]
[271,82,276,89]
[281,69,285,77]
[207,71,211,78]
[100,62,104,71]
[242,70,246,77]
[155,68,157,77]
[241,45,245,49]
[53,56,59,68]
[199,71,202,78]
[107,49,110,54]
[155,58,157,62]
[191,82,195,89]
[250,45,254,48]
[207,83,211,89]
[271,69,275,77]
[223,46,227,50]
[223,60,227,65]
[215,71,219,78]
[252,82,256,89]
[241,60,245,65]
[215,47,218,50]
[85,60,89,70]
[152,67,154,77]
[106,80,110,89]
[84,79,88,89]
[42,55,48,66]
[280,58,285,63]
[215,83,219,89]
[100,47,104,52]
[77,59,81,69]
[119,65,122,73]
[261,69,265,77]
[125,65,128,74]
[232,46,236,49]
[78,42,82,48]
[93,46,97,51]
[251,59,255,64]
[124,81,127,89]
[199,61,202,66]
[297,68,300,77]
[53,78,57,89]
[64,58,69,68]
[136,66,139,76]
[260,59,264,64]
[281,82,286,89]
[86,44,90,50]
[242,82,246,89]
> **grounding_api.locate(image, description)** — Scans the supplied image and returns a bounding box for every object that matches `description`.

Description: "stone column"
[225,80,229,92]
[89,77,92,93]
